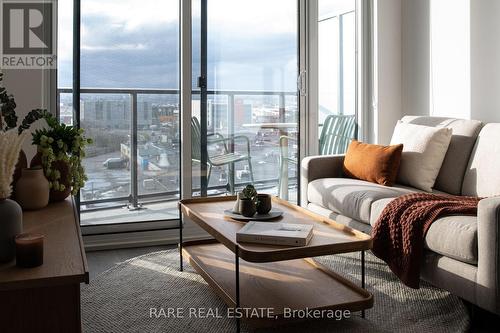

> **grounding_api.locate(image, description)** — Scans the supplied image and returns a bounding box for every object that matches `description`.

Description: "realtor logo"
[0,0,56,69]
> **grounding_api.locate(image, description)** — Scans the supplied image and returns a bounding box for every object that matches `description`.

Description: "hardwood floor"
[86,246,500,332]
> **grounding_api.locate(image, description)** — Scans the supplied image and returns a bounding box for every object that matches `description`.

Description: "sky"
[57,0,298,92]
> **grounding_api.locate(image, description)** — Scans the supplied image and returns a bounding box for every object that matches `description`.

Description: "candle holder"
[15,233,44,268]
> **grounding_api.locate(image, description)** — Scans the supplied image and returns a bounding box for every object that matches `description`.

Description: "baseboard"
[83,219,211,251]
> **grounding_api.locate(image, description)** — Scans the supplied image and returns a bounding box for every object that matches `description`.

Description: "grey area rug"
[82,249,470,333]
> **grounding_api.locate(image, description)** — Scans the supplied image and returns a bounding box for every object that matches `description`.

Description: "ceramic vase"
[15,167,50,210]
[31,152,72,202]
[256,194,272,214]
[48,159,71,202]
[0,198,23,262]
[239,198,256,217]
[232,193,243,214]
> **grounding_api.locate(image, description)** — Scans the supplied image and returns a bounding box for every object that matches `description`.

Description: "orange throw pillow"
[343,140,403,186]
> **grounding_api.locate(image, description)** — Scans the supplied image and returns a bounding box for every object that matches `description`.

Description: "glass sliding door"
[58,0,181,228]
[192,0,300,201]
[317,0,357,155]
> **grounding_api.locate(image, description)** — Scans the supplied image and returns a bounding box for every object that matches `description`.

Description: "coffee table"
[178,196,373,331]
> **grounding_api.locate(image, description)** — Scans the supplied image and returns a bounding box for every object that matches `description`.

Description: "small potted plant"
[238,185,258,217]
[31,113,92,202]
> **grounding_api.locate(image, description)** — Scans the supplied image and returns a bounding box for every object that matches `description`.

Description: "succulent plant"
[241,184,258,204]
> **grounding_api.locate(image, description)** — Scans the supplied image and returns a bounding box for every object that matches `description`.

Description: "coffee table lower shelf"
[181,240,373,323]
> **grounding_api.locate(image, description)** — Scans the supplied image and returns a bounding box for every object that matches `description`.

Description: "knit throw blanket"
[371,193,481,288]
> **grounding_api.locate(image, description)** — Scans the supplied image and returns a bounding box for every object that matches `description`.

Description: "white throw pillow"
[390,121,452,192]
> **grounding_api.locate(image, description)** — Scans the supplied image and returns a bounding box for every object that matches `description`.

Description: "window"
[316,0,357,155]
[191,0,299,201]
[58,0,181,227]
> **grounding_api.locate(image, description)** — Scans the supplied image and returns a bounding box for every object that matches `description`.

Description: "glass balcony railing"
[57,88,298,221]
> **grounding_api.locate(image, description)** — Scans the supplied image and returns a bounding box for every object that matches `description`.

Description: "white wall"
[372,0,402,144]
[402,0,500,123]
[402,0,430,117]
[471,0,500,123]
[429,0,470,119]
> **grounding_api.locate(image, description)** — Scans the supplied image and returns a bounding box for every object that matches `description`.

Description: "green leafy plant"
[32,113,93,195]
[17,108,52,134]
[0,72,17,131]
[241,184,258,204]
[1,72,50,134]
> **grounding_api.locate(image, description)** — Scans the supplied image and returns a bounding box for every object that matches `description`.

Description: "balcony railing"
[57,88,298,212]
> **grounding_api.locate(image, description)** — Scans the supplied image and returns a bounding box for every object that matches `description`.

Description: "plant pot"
[0,198,23,262]
[256,194,272,214]
[49,160,72,202]
[15,167,50,210]
[30,151,42,168]
[239,198,256,217]
[31,152,72,202]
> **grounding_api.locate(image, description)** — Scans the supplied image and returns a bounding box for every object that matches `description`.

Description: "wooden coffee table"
[178,196,373,331]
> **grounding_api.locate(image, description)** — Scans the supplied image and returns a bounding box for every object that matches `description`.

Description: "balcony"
[57,88,298,226]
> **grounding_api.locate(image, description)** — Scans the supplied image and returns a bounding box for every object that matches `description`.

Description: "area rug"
[82,249,470,332]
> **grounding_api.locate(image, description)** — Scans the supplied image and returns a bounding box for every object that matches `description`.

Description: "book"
[236,222,314,247]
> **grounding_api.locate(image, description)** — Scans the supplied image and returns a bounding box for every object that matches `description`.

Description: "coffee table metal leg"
[179,204,183,272]
[361,250,365,318]
[235,246,240,333]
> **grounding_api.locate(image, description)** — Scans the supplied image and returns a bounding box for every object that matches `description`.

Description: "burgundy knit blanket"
[371,193,481,288]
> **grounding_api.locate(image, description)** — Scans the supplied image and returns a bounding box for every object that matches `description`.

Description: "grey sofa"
[300,116,500,315]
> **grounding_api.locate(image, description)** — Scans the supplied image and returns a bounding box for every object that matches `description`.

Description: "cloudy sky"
[58,0,298,92]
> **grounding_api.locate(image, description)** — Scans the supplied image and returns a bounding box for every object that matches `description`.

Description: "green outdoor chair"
[278,114,356,198]
[191,117,254,194]
[318,114,357,155]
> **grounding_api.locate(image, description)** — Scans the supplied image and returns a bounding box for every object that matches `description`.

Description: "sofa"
[300,115,500,315]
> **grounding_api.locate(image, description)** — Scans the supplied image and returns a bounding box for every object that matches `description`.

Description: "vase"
[256,194,272,214]
[239,198,256,217]
[49,160,72,202]
[232,193,243,214]
[30,151,43,168]
[31,152,72,202]
[0,198,23,262]
[15,167,50,210]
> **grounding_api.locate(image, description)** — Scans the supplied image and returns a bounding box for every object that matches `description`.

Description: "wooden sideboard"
[0,197,89,333]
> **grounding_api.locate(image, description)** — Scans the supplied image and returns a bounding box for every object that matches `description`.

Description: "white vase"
[0,198,23,262]
[232,193,243,214]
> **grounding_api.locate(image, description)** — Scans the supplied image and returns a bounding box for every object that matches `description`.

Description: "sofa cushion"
[390,121,452,192]
[424,216,478,265]
[307,178,419,224]
[401,116,483,195]
[370,198,478,265]
[306,202,372,234]
[462,123,500,197]
[343,140,403,186]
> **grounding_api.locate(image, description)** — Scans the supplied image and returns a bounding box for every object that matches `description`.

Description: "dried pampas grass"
[0,129,28,199]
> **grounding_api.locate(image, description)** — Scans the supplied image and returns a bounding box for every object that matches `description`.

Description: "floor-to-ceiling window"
[317,0,357,155]
[57,0,361,231]
[191,0,299,201]
[58,0,180,228]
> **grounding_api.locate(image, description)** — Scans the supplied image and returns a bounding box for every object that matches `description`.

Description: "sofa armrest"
[477,196,500,313]
[300,154,345,207]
